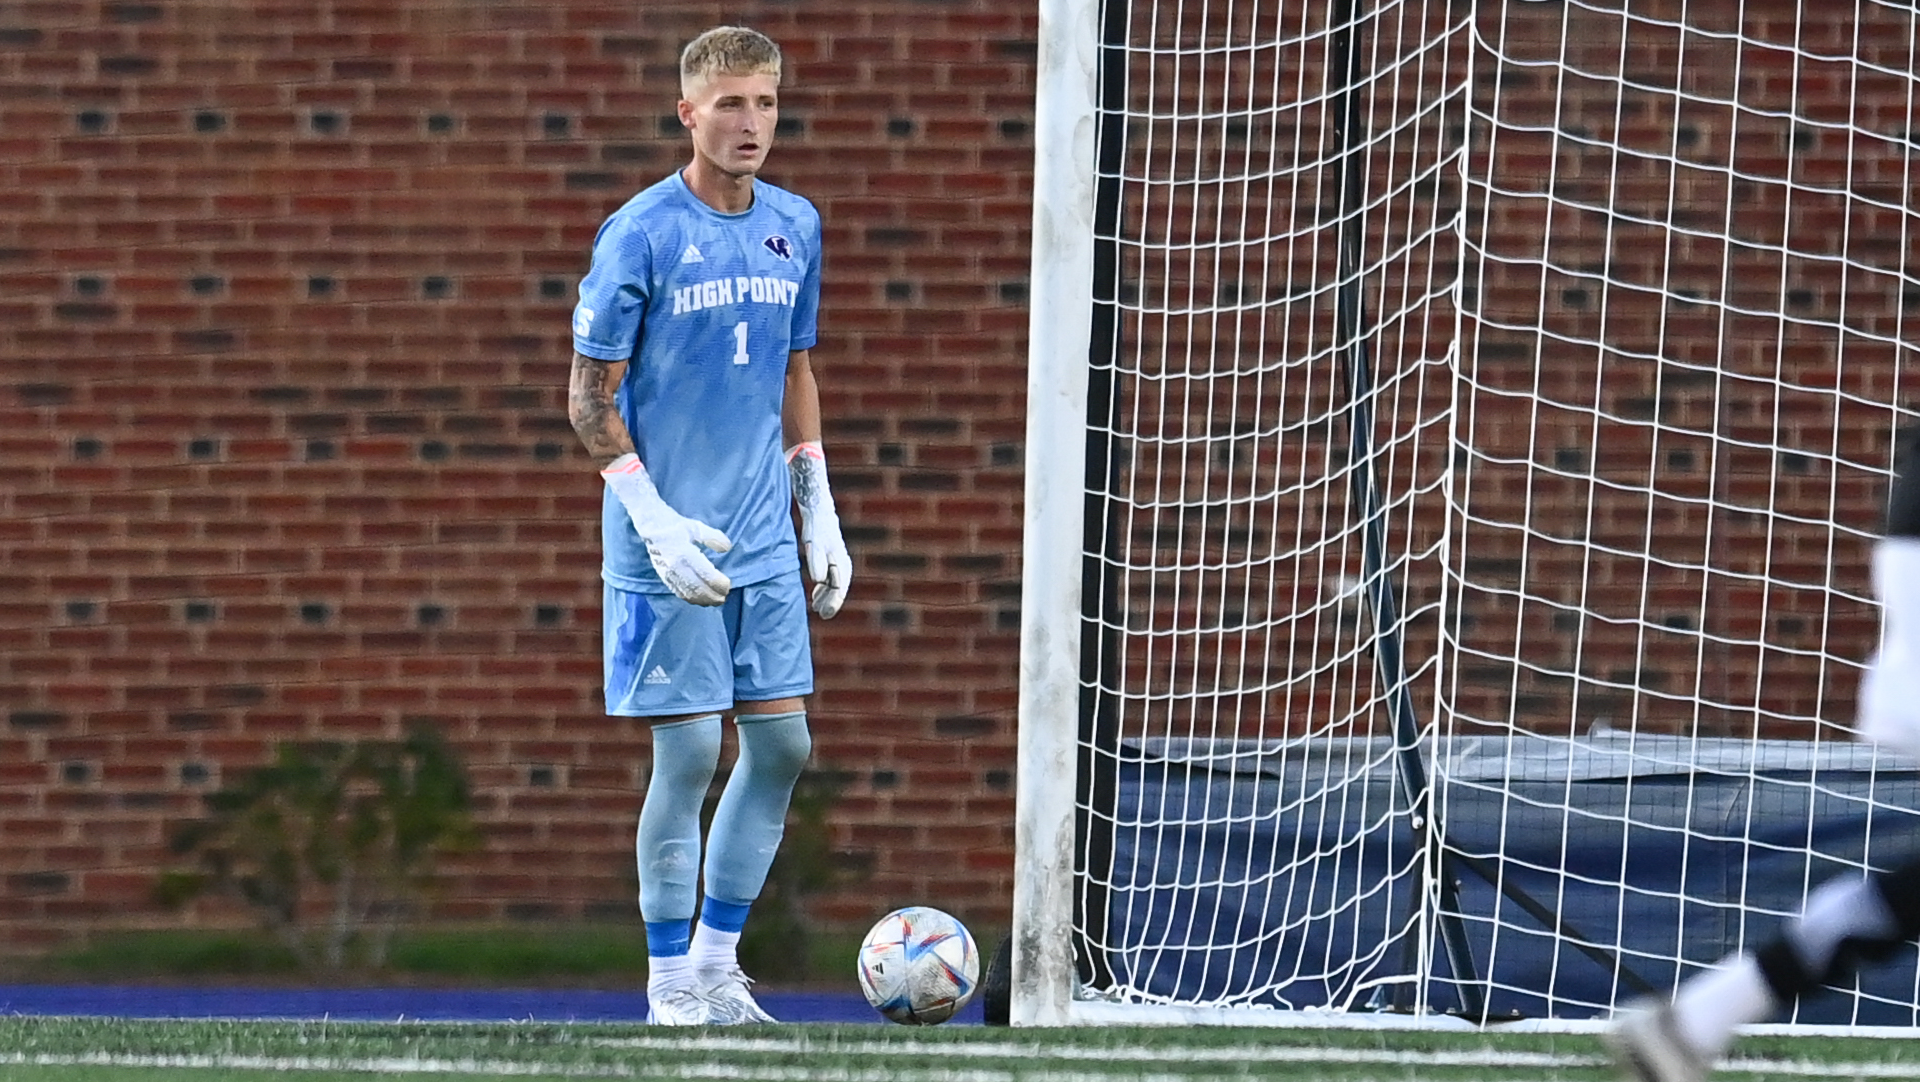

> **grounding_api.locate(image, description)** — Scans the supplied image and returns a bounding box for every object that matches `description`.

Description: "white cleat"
[646,986,714,1026]
[1605,1002,1710,1082]
[697,965,777,1024]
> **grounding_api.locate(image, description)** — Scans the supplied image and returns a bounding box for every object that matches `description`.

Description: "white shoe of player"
[1605,1002,1710,1082]
[646,986,714,1026]
[698,965,777,1024]
[1860,639,1920,761]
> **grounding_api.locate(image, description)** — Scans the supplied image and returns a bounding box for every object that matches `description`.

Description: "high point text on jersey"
[672,275,801,316]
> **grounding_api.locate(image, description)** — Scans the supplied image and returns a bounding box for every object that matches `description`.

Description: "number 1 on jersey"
[732,321,750,366]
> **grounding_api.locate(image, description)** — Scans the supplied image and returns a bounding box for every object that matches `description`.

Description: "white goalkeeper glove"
[787,441,851,618]
[600,453,733,606]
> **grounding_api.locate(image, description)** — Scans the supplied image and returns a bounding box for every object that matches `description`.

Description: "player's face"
[679,72,780,179]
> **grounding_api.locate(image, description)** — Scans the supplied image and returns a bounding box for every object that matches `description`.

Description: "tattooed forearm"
[568,352,635,468]
[788,455,818,507]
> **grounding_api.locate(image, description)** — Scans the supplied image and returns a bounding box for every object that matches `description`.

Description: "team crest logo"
[763,235,792,260]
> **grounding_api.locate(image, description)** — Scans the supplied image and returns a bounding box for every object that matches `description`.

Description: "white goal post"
[1016,0,1920,1027]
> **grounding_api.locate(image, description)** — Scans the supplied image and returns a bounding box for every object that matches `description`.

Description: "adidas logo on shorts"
[644,665,672,685]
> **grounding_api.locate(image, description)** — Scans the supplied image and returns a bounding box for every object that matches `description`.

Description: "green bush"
[384,926,651,981]
[42,930,302,979]
[131,748,863,984]
[158,725,479,971]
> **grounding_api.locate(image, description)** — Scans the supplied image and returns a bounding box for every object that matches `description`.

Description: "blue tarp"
[1106,734,1920,1022]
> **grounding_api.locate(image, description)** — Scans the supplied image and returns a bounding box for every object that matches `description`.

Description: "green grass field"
[5,1016,1920,1081]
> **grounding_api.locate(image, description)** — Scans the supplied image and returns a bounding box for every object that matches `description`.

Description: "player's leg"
[635,714,721,1025]
[690,571,814,1023]
[1860,425,1920,758]
[1610,429,1920,1080]
[1612,857,1920,1082]
[1751,858,1920,1008]
[605,583,735,1025]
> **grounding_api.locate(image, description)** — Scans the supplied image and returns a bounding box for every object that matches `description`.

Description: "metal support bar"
[1072,0,1132,999]
[1327,0,1484,1020]
[1449,850,1661,1000]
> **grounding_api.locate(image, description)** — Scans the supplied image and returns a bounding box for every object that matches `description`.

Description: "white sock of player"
[647,953,695,998]
[691,895,749,973]
[690,923,742,974]
[1670,954,1777,1058]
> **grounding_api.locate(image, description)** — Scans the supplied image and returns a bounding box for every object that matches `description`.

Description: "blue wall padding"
[1105,739,1920,1023]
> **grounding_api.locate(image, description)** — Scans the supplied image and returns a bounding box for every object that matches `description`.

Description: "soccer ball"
[856,906,980,1025]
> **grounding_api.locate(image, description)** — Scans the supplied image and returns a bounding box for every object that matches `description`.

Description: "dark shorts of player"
[602,569,814,717]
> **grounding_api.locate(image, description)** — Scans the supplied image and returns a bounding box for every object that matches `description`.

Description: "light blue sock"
[636,713,721,944]
[703,711,810,906]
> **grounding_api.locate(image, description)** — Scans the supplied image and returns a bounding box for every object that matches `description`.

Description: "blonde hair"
[680,26,782,96]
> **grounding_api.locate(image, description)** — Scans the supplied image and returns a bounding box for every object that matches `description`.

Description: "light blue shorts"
[603,570,814,716]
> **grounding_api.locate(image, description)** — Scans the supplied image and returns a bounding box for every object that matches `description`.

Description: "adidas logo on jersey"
[680,244,704,264]
[644,665,672,685]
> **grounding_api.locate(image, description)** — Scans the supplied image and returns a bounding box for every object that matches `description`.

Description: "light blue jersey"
[574,171,822,592]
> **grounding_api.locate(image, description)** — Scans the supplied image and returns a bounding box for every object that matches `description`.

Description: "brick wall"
[0,0,1035,949]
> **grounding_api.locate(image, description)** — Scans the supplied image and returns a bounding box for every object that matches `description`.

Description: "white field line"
[595,1034,1593,1069]
[0,1054,1188,1082]
[2,1054,615,1077]
[6,1045,1919,1079]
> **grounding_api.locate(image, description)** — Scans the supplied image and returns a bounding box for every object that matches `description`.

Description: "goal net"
[1016,0,1920,1025]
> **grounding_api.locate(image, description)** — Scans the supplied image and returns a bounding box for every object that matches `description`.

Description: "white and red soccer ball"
[856,906,980,1025]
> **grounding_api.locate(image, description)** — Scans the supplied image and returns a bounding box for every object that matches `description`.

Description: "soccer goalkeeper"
[565,26,850,1026]
[1609,428,1920,1081]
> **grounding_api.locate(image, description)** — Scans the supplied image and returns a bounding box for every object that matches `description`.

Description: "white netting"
[1448,0,1920,1022]
[1063,0,1920,1021]
[1079,0,1467,1013]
